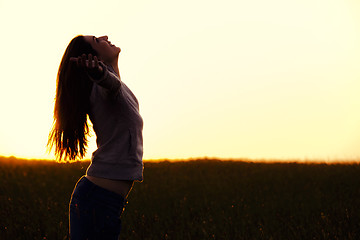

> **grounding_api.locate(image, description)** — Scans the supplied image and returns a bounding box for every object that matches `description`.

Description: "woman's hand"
[70,54,104,79]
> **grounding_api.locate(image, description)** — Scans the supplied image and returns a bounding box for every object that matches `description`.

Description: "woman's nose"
[99,35,108,41]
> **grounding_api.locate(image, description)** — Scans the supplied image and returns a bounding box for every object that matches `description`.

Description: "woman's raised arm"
[71,53,121,95]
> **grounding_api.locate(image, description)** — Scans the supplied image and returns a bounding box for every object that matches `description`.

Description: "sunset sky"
[0,0,359,162]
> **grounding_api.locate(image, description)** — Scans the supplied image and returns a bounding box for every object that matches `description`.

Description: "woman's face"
[84,35,121,63]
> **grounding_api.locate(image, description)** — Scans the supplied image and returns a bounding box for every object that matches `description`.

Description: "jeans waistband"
[74,176,126,209]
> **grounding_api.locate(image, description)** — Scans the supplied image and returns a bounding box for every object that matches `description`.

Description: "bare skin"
[86,175,134,198]
[85,35,120,76]
[70,35,133,198]
[70,35,120,76]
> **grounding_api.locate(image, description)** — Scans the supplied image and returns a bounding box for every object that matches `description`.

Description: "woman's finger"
[71,54,103,73]
[94,56,103,72]
[70,57,78,63]
[70,57,81,66]
[94,56,99,68]
[89,53,95,68]
[87,54,92,68]
[81,54,87,67]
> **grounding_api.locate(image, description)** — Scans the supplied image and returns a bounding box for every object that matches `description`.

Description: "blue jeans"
[69,176,127,240]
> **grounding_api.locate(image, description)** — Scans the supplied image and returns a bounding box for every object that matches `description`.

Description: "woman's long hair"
[48,35,97,161]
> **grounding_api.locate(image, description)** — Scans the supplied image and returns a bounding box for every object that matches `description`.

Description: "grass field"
[0,156,360,240]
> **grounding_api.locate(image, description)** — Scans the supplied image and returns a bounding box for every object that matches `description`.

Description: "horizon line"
[1,155,359,165]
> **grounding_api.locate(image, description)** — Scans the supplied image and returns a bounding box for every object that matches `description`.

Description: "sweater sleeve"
[87,62,121,95]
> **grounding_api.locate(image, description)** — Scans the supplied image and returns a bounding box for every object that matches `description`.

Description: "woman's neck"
[111,63,120,77]
[106,59,120,77]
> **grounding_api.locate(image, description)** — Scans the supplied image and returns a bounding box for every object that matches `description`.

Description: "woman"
[48,35,143,239]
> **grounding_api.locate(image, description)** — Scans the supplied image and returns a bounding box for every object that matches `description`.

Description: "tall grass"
[1,156,360,239]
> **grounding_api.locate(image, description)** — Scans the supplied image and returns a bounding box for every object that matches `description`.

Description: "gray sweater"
[85,63,143,181]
